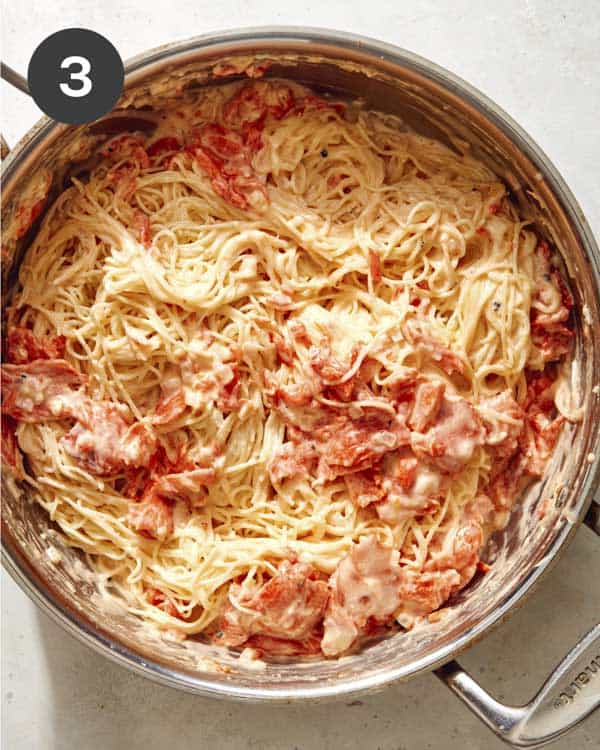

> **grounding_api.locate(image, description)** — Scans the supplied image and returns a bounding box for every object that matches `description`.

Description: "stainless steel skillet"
[1,27,599,748]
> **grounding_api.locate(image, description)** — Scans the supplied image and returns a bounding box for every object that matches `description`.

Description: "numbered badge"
[28,28,124,125]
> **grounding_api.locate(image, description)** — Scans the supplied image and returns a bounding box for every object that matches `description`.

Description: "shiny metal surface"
[437,575,600,748]
[1,27,599,742]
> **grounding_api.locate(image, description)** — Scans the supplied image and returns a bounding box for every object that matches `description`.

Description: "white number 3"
[59,56,92,98]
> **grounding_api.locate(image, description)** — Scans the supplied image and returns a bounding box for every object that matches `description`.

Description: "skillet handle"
[436,489,600,750]
[1,61,30,96]
[1,61,31,157]
[437,500,600,748]
[435,624,600,748]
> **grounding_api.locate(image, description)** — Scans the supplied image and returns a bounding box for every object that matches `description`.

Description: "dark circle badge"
[28,28,124,125]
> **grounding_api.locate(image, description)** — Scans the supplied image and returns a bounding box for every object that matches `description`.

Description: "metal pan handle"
[1,61,30,96]
[436,508,600,748]
[1,61,31,157]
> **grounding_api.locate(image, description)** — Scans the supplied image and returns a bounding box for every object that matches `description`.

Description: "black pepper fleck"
[493,301,501,311]
[320,148,328,158]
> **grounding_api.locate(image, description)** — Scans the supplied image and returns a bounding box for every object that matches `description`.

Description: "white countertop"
[2,2,599,748]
